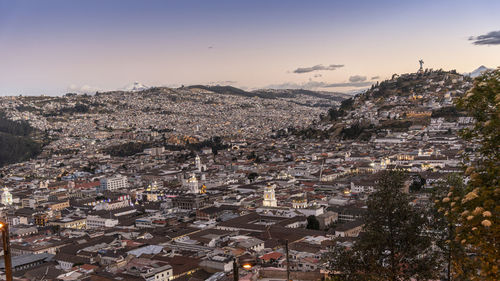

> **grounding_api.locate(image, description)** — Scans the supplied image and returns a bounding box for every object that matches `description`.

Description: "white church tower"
[186,173,199,194]
[1,187,13,206]
[263,183,277,207]
[195,155,202,172]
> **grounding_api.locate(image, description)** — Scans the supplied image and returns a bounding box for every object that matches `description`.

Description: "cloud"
[371,76,380,80]
[67,84,101,94]
[293,64,344,74]
[469,30,500,45]
[348,75,367,83]
[265,80,372,90]
[324,81,373,88]
[266,81,326,90]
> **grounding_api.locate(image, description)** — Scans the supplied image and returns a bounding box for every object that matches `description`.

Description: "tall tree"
[325,171,438,281]
[306,215,320,230]
[431,174,471,280]
[447,67,500,280]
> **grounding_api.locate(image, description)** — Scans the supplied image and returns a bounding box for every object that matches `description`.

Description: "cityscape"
[0,1,498,281]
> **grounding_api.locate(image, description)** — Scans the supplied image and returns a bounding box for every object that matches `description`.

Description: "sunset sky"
[1,0,499,95]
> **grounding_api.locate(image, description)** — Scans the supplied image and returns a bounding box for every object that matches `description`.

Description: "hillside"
[186,85,348,102]
[287,69,474,140]
[1,83,347,157]
[0,112,43,167]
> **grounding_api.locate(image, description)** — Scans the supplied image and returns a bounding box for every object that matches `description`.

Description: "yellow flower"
[467,215,474,221]
[453,196,459,201]
[463,191,479,203]
[447,192,452,197]
[461,239,466,244]
[434,200,439,204]
[482,211,492,217]
[473,207,484,215]
[442,197,450,203]
[472,227,477,231]
[451,202,456,207]
[481,220,492,227]
[461,210,469,217]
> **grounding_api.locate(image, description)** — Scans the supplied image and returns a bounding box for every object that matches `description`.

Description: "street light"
[233,256,255,281]
[241,263,252,270]
[0,221,12,281]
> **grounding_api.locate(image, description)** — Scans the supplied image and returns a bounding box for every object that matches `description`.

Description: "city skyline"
[1,0,499,95]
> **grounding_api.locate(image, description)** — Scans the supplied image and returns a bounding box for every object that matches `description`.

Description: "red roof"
[75,181,100,189]
[260,252,283,261]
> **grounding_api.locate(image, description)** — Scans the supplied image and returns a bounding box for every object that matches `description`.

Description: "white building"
[262,183,277,207]
[186,173,199,194]
[1,187,13,206]
[195,155,202,172]
[99,175,128,192]
[200,254,234,272]
[138,263,173,281]
[86,215,119,229]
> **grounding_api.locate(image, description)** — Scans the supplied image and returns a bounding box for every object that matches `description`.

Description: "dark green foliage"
[0,112,42,167]
[306,215,320,230]
[0,112,34,136]
[326,107,344,121]
[377,120,412,131]
[340,98,354,111]
[326,171,438,281]
[341,123,373,140]
[43,103,90,116]
[431,106,464,121]
[103,136,228,157]
[248,172,259,182]
[104,142,149,157]
[0,133,42,167]
[409,174,426,192]
[295,127,331,139]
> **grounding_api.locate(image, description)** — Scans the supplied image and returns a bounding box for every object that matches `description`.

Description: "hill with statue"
[281,69,474,140]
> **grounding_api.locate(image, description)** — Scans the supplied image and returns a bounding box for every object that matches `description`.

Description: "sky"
[0,0,499,95]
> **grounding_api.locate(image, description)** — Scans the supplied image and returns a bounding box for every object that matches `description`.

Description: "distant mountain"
[252,88,350,101]
[466,65,492,78]
[187,85,253,98]
[123,81,150,92]
[186,85,349,101]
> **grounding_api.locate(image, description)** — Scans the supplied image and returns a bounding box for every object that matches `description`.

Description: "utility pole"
[233,257,239,281]
[0,221,12,281]
[285,239,291,281]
